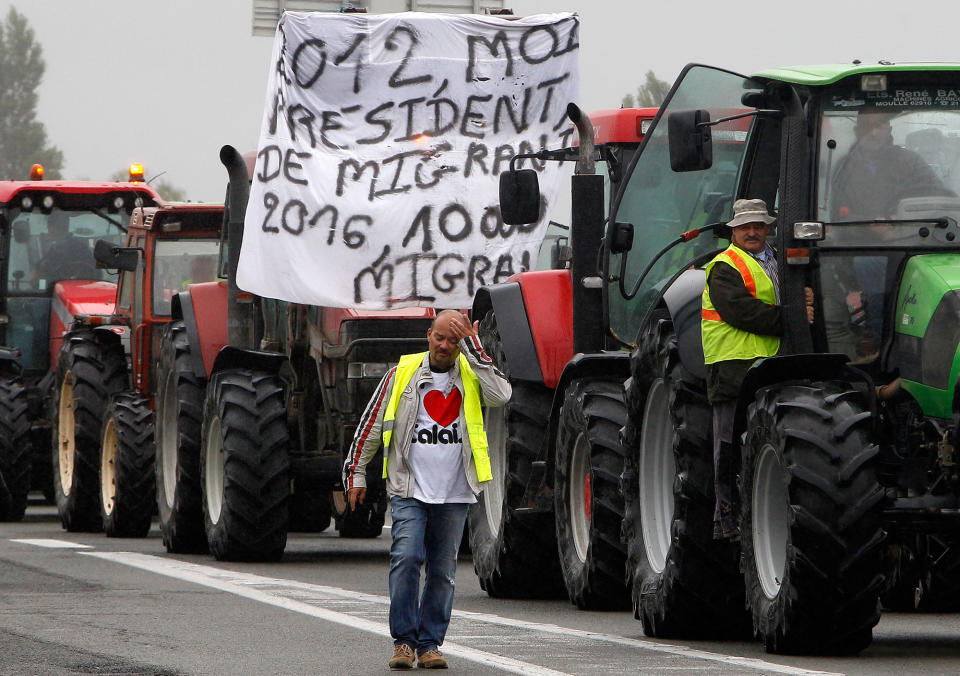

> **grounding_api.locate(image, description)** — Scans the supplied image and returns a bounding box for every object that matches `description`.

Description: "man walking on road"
[343,309,511,670]
[701,198,813,540]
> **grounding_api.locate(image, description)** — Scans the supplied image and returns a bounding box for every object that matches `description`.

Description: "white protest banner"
[238,11,580,309]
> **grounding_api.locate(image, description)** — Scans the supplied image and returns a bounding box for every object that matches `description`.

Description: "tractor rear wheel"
[741,381,884,655]
[0,376,31,521]
[155,321,208,553]
[554,378,630,609]
[201,368,290,562]
[621,318,748,638]
[52,330,127,532]
[467,311,565,599]
[101,392,155,537]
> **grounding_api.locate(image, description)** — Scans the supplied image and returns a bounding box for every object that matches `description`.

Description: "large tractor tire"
[0,376,31,521]
[621,317,749,638]
[201,368,290,562]
[52,330,127,532]
[100,392,156,537]
[554,378,630,610]
[741,381,884,655]
[467,311,565,599]
[155,321,208,553]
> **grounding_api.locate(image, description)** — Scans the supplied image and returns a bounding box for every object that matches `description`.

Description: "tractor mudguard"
[662,268,707,381]
[473,270,574,388]
[210,345,288,377]
[734,353,877,436]
[178,282,228,379]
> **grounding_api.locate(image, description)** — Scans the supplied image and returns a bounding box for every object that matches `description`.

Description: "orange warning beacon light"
[30,163,44,180]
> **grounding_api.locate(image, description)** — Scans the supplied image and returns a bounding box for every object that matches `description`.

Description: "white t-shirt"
[407,369,477,504]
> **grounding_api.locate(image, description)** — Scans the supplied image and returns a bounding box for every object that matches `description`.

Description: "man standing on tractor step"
[343,309,511,670]
[701,198,813,540]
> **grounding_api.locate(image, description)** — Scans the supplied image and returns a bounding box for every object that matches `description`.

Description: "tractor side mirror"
[668,109,713,172]
[499,169,540,226]
[608,221,634,254]
[94,239,139,271]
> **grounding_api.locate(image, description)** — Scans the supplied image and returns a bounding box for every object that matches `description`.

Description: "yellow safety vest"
[701,245,780,364]
[381,352,492,483]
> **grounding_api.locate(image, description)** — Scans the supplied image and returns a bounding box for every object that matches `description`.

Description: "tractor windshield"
[152,239,220,316]
[816,84,960,363]
[608,65,751,345]
[4,205,131,372]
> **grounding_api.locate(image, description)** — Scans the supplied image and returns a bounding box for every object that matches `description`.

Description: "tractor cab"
[0,176,160,374]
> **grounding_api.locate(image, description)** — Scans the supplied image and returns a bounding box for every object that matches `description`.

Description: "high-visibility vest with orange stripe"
[701,245,780,364]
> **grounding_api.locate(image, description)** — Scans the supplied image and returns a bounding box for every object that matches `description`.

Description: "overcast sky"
[3,0,957,202]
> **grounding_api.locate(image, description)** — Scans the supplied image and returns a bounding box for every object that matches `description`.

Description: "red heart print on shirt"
[423,389,462,427]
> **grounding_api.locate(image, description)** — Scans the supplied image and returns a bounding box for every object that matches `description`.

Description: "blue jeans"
[389,496,469,654]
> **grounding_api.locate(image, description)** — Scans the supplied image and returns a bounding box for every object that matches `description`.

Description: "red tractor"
[0,166,161,521]
[152,147,433,559]
[52,203,222,534]
[468,108,657,608]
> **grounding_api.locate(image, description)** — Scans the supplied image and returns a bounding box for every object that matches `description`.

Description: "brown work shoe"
[389,643,415,669]
[417,649,448,669]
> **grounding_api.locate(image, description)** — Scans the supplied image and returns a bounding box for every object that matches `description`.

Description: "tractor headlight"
[793,222,824,240]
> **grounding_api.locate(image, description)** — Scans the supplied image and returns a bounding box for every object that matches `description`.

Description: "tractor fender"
[543,351,631,486]
[210,345,288,379]
[662,268,707,381]
[473,270,574,388]
[734,353,877,440]
[178,282,229,379]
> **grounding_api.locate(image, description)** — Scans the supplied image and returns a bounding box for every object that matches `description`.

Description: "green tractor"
[500,62,960,654]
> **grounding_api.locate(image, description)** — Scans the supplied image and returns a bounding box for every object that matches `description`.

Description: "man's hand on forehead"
[447,312,478,341]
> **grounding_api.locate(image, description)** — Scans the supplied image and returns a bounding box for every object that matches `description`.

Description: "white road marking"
[82,551,568,676]
[9,539,93,549]
[76,550,840,676]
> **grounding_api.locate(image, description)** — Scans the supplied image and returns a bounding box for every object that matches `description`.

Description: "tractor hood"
[894,254,960,417]
[52,280,117,321]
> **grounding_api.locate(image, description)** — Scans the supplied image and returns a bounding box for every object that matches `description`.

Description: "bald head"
[427,310,468,370]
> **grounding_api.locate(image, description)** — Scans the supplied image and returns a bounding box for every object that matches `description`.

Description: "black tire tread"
[621,318,748,638]
[555,378,630,610]
[155,321,208,553]
[0,377,31,521]
[102,392,155,537]
[202,368,290,562]
[53,330,128,532]
[741,381,884,655]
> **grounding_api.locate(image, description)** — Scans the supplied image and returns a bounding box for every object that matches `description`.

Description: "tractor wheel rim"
[570,431,592,563]
[159,370,178,508]
[101,417,118,515]
[58,371,76,496]
[484,405,507,536]
[754,442,789,599]
[640,378,674,574]
[204,416,224,524]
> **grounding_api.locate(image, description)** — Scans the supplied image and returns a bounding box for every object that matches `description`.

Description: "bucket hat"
[727,198,776,228]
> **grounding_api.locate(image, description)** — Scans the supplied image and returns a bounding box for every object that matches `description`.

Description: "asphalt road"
[2,498,960,675]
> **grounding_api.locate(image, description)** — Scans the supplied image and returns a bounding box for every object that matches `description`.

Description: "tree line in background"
[622,70,671,108]
[0,7,185,199]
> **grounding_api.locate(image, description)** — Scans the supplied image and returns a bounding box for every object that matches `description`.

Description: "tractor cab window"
[151,239,220,316]
[3,206,129,372]
[817,85,960,363]
[608,65,753,344]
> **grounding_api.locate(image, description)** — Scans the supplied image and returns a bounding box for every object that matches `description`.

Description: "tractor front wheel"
[101,392,155,537]
[741,381,884,655]
[201,369,290,562]
[0,376,31,521]
[554,378,630,610]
